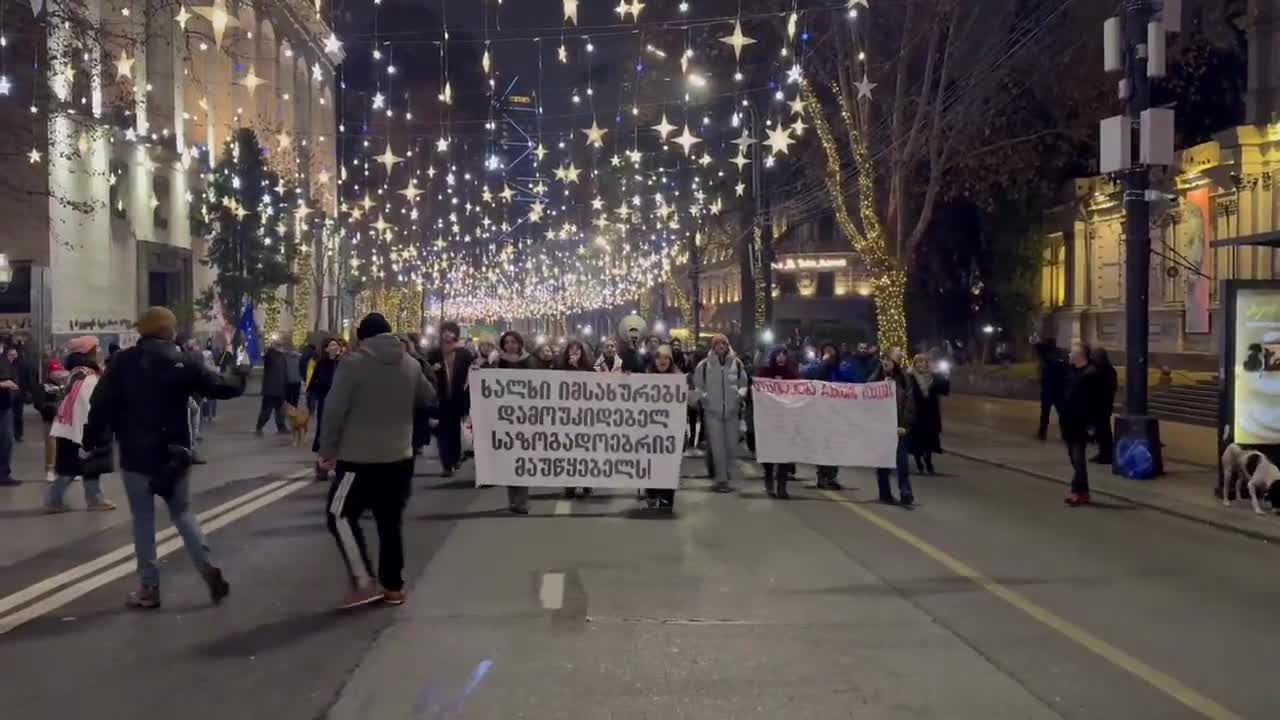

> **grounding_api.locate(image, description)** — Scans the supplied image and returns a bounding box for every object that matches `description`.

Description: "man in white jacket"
[693,334,749,492]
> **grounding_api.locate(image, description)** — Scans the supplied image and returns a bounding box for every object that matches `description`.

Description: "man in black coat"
[255,340,288,436]
[425,322,474,477]
[1061,342,1100,507]
[1034,336,1067,441]
[83,306,248,609]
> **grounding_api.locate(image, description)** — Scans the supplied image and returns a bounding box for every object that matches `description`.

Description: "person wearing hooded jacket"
[319,313,437,609]
[754,345,798,498]
[495,331,536,513]
[82,306,249,609]
[869,354,916,506]
[693,334,749,492]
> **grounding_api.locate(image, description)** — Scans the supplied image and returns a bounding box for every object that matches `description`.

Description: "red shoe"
[339,585,384,609]
[1064,494,1091,507]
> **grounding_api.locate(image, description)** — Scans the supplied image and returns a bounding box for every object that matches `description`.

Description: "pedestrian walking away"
[906,353,951,475]
[256,339,289,436]
[426,321,474,478]
[693,334,748,493]
[44,336,117,512]
[1034,335,1067,441]
[1061,342,1101,507]
[319,312,437,609]
[81,306,248,609]
[753,345,798,499]
[1090,347,1118,464]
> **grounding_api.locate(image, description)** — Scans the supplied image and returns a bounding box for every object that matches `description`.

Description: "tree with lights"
[194,127,303,330]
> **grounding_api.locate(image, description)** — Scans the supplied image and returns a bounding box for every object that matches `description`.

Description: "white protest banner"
[470,369,687,489]
[752,379,899,468]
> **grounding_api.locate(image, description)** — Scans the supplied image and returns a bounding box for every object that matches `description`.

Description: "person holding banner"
[643,345,683,509]
[495,331,535,514]
[754,346,798,499]
[870,354,916,506]
[594,338,623,373]
[807,343,853,490]
[558,338,597,499]
[694,334,749,493]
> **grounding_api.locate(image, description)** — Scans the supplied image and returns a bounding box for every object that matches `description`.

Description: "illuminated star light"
[324,33,343,57]
[375,142,404,174]
[787,96,805,117]
[191,0,240,50]
[846,0,870,9]
[399,181,424,202]
[27,148,41,164]
[672,124,702,155]
[854,71,877,99]
[581,118,608,148]
[499,184,516,203]
[435,136,450,153]
[239,65,265,95]
[735,181,746,197]
[528,200,547,223]
[764,125,795,156]
[533,143,549,163]
[557,44,568,63]
[113,49,135,80]
[563,0,578,25]
[718,19,757,61]
[174,5,192,29]
[786,63,803,84]
[651,113,677,140]
[730,150,750,172]
[731,129,756,149]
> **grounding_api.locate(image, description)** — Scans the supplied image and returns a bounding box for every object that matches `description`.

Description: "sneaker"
[383,590,407,605]
[899,493,915,507]
[508,505,530,515]
[339,585,384,609]
[126,586,161,610]
[202,566,230,604]
[1064,493,1091,507]
[85,500,117,511]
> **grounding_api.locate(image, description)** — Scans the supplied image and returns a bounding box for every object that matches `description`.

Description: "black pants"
[816,465,839,486]
[1038,393,1060,438]
[1094,413,1114,462]
[1067,439,1090,495]
[686,407,701,448]
[256,395,286,432]
[326,459,413,591]
[13,398,24,441]
[310,394,328,453]
[285,382,302,407]
[435,413,463,470]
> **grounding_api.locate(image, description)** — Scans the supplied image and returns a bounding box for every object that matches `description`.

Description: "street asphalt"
[2,428,1278,719]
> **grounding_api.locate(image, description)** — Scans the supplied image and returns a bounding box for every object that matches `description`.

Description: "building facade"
[0,0,338,350]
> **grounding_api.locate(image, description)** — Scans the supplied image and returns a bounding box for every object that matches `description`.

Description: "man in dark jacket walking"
[319,313,436,608]
[426,321,473,478]
[83,307,248,608]
[1034,336,1067,441]
[1061,342,1099,506]
[256,340,288,436]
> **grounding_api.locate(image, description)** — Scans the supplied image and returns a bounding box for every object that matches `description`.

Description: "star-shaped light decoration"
[0,75,11,96]
[590,196,605,211]
[846,0,869,9]
[557,44,568,63]
[372,91,385,109]
[435,137,450,153]
[239,65,265,95]
[563,0,578,25]
[371,215,392,234]
[175,5,192,29]
[27,148,41,164]
[854,71,877,99]
[528,200,547,223]
[481,186,493,204]
[710,198,722,215]
[627,149,643,165]
[499,184,516,203]
[324,33,343,57]
[671,124,702,155]
[651,114,678,140]
[581,118,608,148]
[533,143,549,163]
[764,125,795,156]
[358,195,376,212]
[609,155,622,167]
[192,0,240,50]
[317,169,331,186]
[532,179,549,196]
[790,116,809,136]
[114,49,135,80]
[718,19,757,61]
[786,63,803,84]
[697,154,713,168]
[561,162,582,184]
[232,202,250,221]
[735,181,746,197]
[276,131,293,150]
[614,0,628,18]
[375,143,403,174]
[398,181,424,202]
[293,203,314,225]
[730,150,750,172]
[787,96,805,117]
[627,0,645,20]
[731,129,756,150]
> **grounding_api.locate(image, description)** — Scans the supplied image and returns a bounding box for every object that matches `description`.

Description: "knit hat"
[67,335,99,355]
[356,312,393,340]
[137,307,177,341]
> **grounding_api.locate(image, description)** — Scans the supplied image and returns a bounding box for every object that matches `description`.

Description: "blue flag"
[237,302,261,365]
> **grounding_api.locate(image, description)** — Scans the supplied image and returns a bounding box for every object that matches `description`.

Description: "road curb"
[948,450,1280,545]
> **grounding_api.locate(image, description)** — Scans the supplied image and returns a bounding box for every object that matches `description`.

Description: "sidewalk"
[945,394,1280,543]
[0,397,314,568]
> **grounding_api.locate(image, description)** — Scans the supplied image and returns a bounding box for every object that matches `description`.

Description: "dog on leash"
[1221,443,1280,515]
[284,403,311,448]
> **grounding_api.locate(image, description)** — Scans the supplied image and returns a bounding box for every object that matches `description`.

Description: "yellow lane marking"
[822,490,1242,720]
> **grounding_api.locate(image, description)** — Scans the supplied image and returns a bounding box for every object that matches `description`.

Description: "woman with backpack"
[44,336,115,512]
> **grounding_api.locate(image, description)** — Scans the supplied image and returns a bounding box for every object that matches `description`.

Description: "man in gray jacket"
[319,313,437,609]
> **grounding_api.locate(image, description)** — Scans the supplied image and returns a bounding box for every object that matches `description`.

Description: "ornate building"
[0,0,339,349]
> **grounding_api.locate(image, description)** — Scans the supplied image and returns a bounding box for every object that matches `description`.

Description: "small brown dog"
[285,403,311,447]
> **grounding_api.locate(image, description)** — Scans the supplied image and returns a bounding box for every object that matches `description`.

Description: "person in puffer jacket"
[45,336,116,512]
[693,334,749,493]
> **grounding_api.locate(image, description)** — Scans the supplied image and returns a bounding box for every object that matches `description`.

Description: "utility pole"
[1101,0,1178,477]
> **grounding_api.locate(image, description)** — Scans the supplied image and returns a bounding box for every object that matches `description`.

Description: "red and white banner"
[752,379,899,468]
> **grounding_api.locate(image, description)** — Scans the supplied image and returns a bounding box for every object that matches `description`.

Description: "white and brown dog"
[1221,443,1280,515]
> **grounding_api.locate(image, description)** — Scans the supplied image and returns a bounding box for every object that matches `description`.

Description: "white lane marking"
[539,572,565,610]
[553,500,572,516]
[0,477,296,617]
[0,479,310,635]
